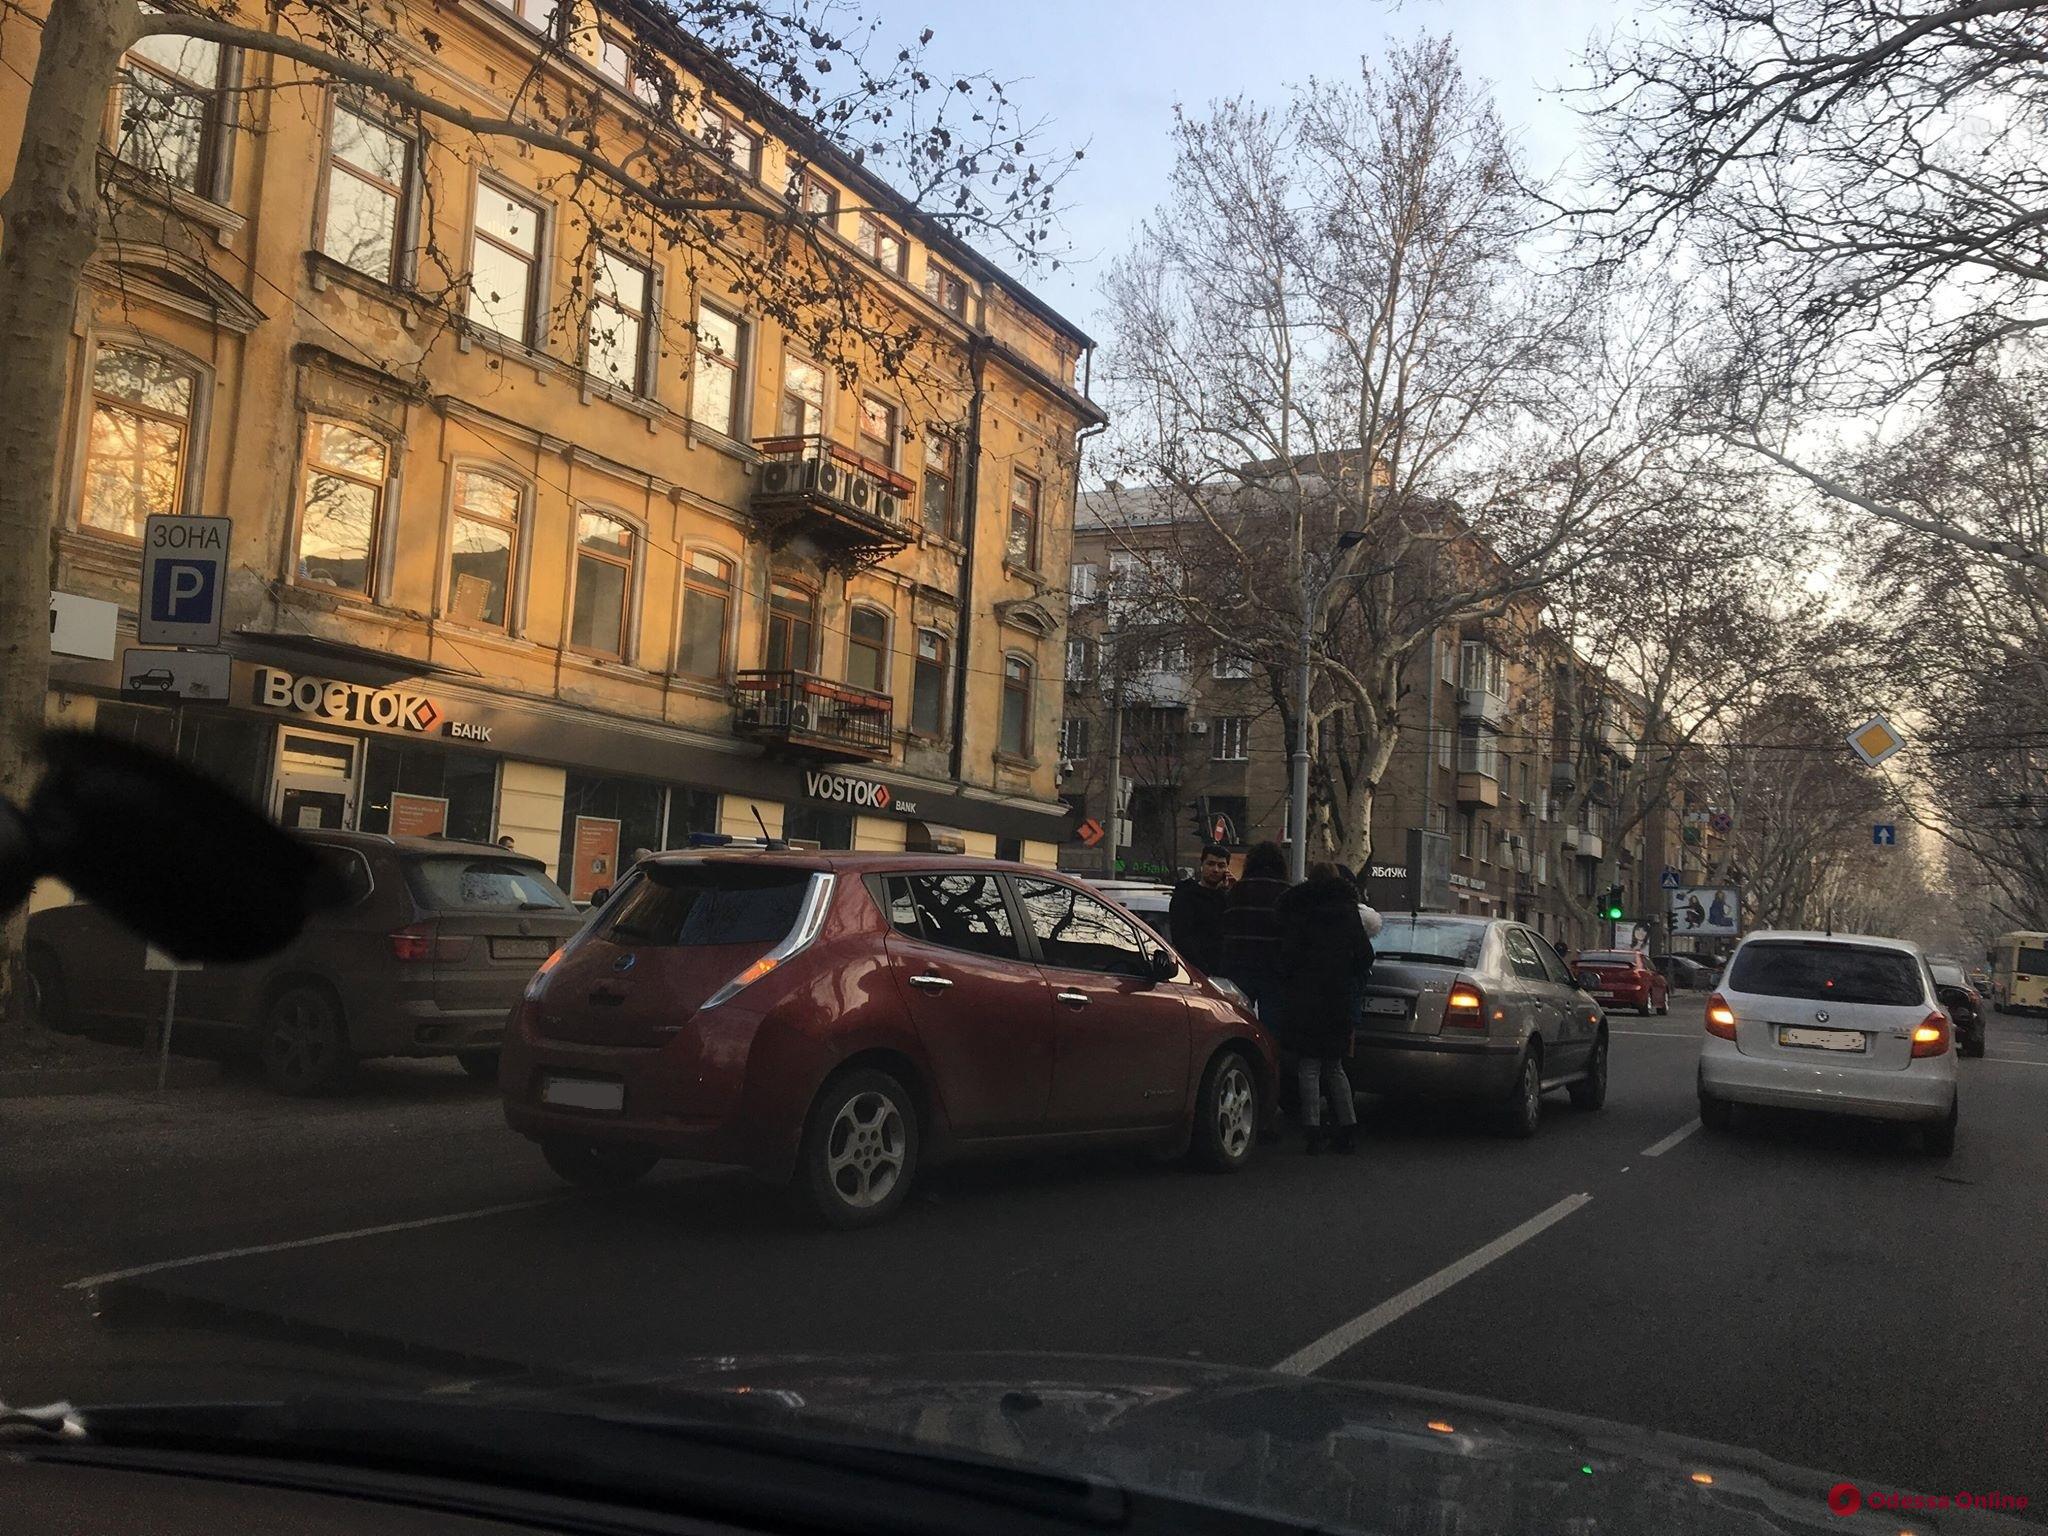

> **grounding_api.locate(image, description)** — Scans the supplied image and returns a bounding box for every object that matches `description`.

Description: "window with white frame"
[1066,636,1094,682]
[1069,562,1099,603]
[1457,811,1475,860]
[1058,717,1092,760]
[1212,716,1250,762]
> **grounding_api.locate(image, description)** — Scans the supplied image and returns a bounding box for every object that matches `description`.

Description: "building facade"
[8,0,1101,898]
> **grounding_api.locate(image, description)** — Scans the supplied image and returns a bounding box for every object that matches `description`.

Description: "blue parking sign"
[138,515,230,646]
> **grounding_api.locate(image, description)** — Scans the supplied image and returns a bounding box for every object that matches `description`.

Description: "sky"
[898,0,1634,339]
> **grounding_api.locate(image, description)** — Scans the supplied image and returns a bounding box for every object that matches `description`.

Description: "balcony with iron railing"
[751,434,916,569]
[732,668,893,761]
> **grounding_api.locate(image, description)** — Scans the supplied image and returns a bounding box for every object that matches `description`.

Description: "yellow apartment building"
[6,0,1101,895]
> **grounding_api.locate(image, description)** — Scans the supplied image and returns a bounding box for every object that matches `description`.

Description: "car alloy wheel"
[1568,1031,1607,1111]
[799,1068,920,1228]
[1192,1051,1260,1171]
[259,984,350,1096]
[1506,1050,1542,1138]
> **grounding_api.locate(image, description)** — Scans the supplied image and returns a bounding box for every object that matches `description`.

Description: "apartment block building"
[8,0,1101,895]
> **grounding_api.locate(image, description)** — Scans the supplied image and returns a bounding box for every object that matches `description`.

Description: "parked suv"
[1575,948,1669,1015]
[500,852,1277,1226]
[25,831,582,1094]
[1698,931,1959,1155]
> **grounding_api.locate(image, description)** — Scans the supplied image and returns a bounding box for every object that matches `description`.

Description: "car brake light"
[389,925,434,962]
[1911,1013,1950,1057]
[522,943,566,1001]
[1705,992,1737,1039]
[1444,984,1486,1029]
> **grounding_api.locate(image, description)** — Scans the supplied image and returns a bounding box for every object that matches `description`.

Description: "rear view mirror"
[1147,947,1178,982]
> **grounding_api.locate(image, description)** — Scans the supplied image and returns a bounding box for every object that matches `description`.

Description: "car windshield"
[1931,962,1967,988]
[1373,918,1486,966]
[599,864,811,947]
[1729,941,1926,1007]
[402,855,572,912]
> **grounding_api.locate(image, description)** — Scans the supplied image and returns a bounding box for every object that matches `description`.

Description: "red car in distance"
[501,851,1277,1227]
[1575,948,1670,1016]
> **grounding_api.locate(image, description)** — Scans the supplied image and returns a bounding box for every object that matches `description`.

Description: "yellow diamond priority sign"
[1847,715,1905,768]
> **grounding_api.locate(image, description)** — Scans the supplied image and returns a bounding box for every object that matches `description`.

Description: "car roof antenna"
[751,803,787,852]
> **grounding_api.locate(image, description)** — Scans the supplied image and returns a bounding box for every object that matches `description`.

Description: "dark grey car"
[25,831,583,1095]
[1347,914,1608,1135]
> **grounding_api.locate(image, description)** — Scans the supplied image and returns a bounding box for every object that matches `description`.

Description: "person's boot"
[1332,1125,1358,1155]
[1303,1125,1324,1155]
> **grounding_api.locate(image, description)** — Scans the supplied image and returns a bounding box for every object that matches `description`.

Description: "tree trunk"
[0,0,132,1039]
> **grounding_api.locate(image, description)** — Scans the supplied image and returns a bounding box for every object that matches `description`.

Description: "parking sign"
[138,515,230,646]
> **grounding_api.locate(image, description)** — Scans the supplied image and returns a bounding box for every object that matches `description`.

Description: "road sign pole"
[157,967,180,1093]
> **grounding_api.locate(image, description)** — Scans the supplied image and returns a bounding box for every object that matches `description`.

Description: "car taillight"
[521,943,566,1002]
[1705,992,1737,1039]
[389,925,434,962]
[1444,984,1486,1029]
[1911,1012,1950,1057]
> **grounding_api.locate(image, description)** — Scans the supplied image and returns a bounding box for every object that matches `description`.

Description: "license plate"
[492,937,552,960]
[541,1075,624,1111]
[1778,1026,1866,1053]
[1365,996,1408,1017]
[1592,991,1615,1000]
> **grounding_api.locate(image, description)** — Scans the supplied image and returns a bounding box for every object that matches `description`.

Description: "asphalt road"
[6,993,2047,1516]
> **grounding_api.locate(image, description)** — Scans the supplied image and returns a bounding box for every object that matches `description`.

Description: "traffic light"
[1600,885,1625,922]
[1188,796,1211,843]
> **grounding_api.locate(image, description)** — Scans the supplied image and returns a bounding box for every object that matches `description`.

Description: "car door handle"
[909,973,954,992]
[1055,990,1090,1007]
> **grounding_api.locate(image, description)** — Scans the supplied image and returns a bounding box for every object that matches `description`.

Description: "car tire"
[1190,1049,1260,1172]
[1636,1001,1651,1016]
[1699,1092,1734,1132]
[258,983,352,1096]
[25,947,71,1034]
[1655,993,1669,1016]
[796,1068,919,1229]
[1567,1030,1607,1111]
[1923,1097,1959,1158]
[457,1049,501,1082]
[1503,1047,1542,1139]
[541,1135,659,1189]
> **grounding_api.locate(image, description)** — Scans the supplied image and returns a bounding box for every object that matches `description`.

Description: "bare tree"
[1574,0,2048,574]
[0,0,1075,1029]
[1094,36,1700,869]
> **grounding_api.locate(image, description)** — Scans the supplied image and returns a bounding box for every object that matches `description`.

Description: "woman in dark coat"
[1275,861,1374,1153]
[1218,840,1290,1013]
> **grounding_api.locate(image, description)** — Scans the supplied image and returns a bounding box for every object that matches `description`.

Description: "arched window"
[570,509,636,658]
[1000,654,1034,756]
[80,344,197,539]
[847,604,890,693]
[678,549,735,678]
[765,579,817,672]
[296,417,390,596]
[447,467,522,628]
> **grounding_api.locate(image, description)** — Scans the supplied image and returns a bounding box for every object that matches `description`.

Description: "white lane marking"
[66,1197,567,1290]
[1981,1055,2048,1068]
[1641,1119,1702,1158]
[1610,1029,1694,1038]
[1271,1193,1593,1376]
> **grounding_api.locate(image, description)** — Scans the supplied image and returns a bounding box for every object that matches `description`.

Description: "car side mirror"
[1147,947,1178,982]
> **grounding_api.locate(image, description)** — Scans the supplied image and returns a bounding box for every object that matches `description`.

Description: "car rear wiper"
[30,1395,1166,1536]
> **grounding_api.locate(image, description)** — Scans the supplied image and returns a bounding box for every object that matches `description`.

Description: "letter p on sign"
[138,514,230,647]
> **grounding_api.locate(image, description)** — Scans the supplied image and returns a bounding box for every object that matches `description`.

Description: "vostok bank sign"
[256,667,442,733]
[805,770,916,816]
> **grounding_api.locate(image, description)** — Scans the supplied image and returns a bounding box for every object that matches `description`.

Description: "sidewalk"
[0,1024,219,1097]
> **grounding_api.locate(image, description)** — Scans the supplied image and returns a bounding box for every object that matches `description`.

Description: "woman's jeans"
[1297,1056,1358,1129]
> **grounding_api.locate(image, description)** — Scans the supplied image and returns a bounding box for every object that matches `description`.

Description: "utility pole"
[1289,590,1312,883]
[1104,666,1125,877]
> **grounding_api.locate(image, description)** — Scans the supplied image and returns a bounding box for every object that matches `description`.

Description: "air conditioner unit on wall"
[813,461,844,499]
[760,459,804,496]
[846,475,876,512]
[873,490,903,524]
[1186,719,1210,735]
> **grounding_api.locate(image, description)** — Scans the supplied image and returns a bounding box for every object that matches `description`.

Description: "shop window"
[847,605,890,693]
[448,467,520,628]
[321,104,413,284]
[996,836,1022,862]
[677,549,734,678]
[911,628,949,737]
[691,302,745,437]
[570,509,635,658]
[177,713,270,807]
[114,16,226,195]
[468,180,544,343]
[80,344,195,539]
[783,802,853,850]
[94,700,178,755]
[360,738,497,842]
[765,579,817,672]
[296,417,388,596]
[1000,654,1033,756]
[586,248,652,392]
[559,773,665,894]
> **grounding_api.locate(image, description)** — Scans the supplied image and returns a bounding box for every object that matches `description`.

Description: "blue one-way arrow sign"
[1873,824,1897,846]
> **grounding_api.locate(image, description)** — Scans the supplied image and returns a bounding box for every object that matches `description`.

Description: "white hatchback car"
[1699,931,1958,1156]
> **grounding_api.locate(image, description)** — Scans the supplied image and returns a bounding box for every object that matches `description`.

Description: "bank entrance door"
[272,728,360,830]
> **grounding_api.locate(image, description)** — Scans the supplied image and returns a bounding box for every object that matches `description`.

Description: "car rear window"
[1375,918,1485,966]
[402,855,572,913]
[1729,941,1924,1006]
[600,864,810,947]
[1579,951,1634,966]
[1931,963,1966,988]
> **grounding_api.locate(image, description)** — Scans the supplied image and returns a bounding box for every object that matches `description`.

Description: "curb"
[0,1058,222,1098]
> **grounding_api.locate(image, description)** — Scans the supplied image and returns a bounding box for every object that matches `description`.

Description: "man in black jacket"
[1167,843,1233,974]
